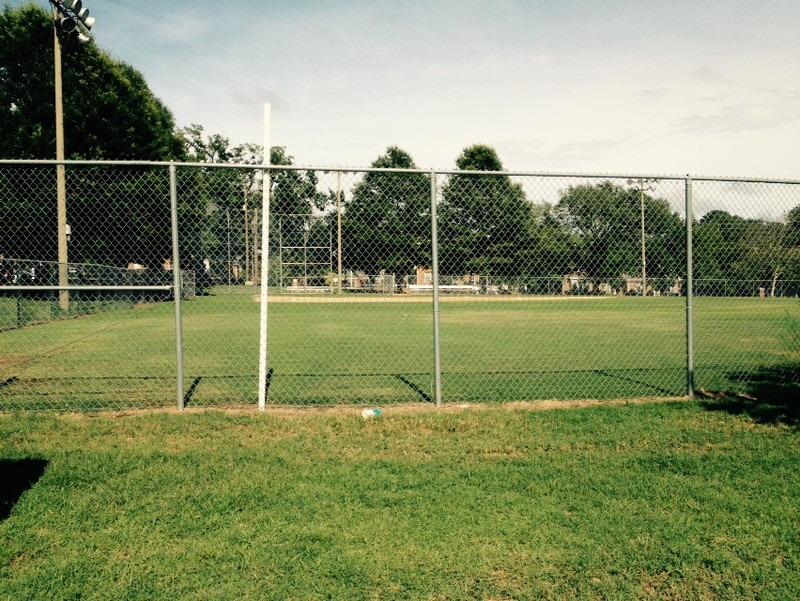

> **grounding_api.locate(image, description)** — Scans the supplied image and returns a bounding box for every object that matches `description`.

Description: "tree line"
[179,135,799,296]
[336,145,800,295]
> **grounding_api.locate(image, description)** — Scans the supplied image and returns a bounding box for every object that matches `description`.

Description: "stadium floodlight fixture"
[50,0,95,44]
[62,0,82,13]
[79,14,95,30]
[57,13,78,33]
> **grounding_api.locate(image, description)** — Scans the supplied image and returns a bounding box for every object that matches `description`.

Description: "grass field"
[0,291,797,410]
[1,401,798,599]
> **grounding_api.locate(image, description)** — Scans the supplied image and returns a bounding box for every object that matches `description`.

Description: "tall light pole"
[627,178,657,297]
[53,11,68,311]
[50,0,96,311]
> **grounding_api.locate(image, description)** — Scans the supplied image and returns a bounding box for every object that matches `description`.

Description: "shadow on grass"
[0,458,49,521]
[700,363,800,427]
[395,374,433,403]
[183,376,203,407]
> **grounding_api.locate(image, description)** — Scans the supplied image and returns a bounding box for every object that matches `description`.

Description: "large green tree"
[0,4,183,160]
[178,125,333,286]
[341,146,430,276]
[555,181,684,284]
[786,205,800,287]
[438,145,533,278]
[734,209,800,297]
[516,202,578,291]
[1,4,187,277]
[692,210,752,294]
[693,208,800,296]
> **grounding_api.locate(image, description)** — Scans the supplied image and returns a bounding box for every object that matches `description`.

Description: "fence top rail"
[0,159,798,185]
[5,258,129,270]
[0,285,173,291]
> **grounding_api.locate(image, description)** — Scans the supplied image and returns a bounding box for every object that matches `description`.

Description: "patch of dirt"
[49,396,693,420]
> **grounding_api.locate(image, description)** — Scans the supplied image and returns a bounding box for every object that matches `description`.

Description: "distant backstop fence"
[1,160,798,411]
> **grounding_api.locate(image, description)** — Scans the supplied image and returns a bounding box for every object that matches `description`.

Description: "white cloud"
[150,14,209,43]
[687,67,736,87]
[230,87,289,112]
[497,136,637,172]
[674,97,800,134]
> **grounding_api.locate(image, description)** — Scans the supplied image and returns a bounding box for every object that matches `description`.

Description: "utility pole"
[627,177,656,297]
[50,0,96,311]
[53,11,69,311]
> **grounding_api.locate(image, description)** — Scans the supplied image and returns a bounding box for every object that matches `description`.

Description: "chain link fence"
[1,160,798,411]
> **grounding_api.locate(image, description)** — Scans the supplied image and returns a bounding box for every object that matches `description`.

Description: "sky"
[12,0,800,179]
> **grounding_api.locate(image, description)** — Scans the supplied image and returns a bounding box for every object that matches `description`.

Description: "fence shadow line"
[594,370,679,396]
[394,374,433,403]
[0,377,19,389]
[183,376,203,407]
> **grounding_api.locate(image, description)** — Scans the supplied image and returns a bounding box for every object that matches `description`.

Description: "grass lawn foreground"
[1,400,798,599]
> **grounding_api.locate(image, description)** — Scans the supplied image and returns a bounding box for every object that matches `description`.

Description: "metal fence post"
[430,170,443,407]
[685,175,695,398]
[169,163,186,410]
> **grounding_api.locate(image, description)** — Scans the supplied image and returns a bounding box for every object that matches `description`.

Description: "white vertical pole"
[336,172,343,294]
[685,176,695,398]
[430,171,443,407]
[258,104,272,410]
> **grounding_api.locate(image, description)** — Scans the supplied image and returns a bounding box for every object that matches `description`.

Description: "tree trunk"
[770,268,781,298]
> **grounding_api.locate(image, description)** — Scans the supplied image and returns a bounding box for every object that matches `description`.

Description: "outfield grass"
[0,292,796,409]
[1,401,798,599]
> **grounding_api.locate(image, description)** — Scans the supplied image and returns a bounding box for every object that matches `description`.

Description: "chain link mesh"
[436,174,691,403]
[691,179,800,396]
[1,161,798,410]
[0,164,177,410]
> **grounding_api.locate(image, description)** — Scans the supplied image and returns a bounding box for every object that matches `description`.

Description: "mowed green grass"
[1,402,798,599]
[0,292,796,409]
